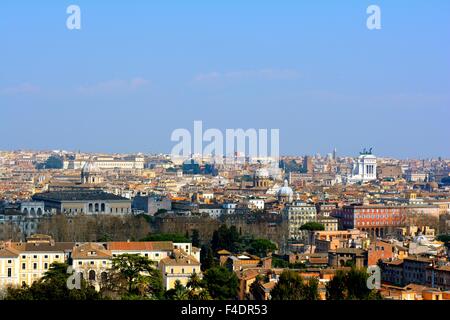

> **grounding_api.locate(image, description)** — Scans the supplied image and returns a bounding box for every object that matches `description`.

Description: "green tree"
[346,268,372,300]
[302,278,320,300]
[203,266,239,300]
[300,222,325,253]
[271,270,319,300]
[326,270,346,300]
[200,244,216,271]
[272,256,289,268]
[325,268,382,300]
[110,254,163,299]
[211,225,240,253]
[191,229,201,247]
[249,275,264,300]
[248,239,277,258]
[186,272,211,300]
[165,280,189,300]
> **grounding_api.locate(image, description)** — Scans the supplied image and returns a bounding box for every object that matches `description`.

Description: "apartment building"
[0,235,73,288]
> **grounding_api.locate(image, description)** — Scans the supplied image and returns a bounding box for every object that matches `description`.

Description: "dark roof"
[32,191,130,202]
[11,242,75,253]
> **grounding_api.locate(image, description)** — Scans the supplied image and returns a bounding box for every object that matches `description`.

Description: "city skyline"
[1,1,449,158]
[0,147,449,161]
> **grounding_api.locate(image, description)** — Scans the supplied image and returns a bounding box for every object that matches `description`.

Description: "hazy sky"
[1,1,449,158]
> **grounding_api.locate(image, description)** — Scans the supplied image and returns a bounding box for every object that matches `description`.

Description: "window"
[90,261,94,265]
[22,255,26,259]
[171,268,174,274]
[7,259,11,264]
[55,255,59,259]
[33,255,37,259]
[78,261,82,265]
[22,263,26,270]
[33,263,37,270]
[44,263,48,269]
[44,255,48,259]
[7,268,12,278]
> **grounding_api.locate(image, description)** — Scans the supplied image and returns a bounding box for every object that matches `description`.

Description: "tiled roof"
[107,241,173,251]
[72,243,112,259]
[0,247,20,258]
[11,242,75,253]
[32,190,130,202]
[160,249,200,266]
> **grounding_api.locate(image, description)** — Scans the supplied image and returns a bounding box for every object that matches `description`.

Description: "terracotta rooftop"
[0,247,20,258]
[160,249,200,266]
[72,243,112,259]
[107,241,173,251]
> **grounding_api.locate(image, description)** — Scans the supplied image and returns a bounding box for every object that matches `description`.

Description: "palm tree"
[187,272,202,290]
[187,272,211,300]
[167,280,189,300]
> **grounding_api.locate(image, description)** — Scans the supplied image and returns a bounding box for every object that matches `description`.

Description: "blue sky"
[0,0,449,158]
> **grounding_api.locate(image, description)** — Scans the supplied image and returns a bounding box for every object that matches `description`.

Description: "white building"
[282,201,317,241]
[64,156,145,170]
[347,149,377,184]
[248,199,265,210]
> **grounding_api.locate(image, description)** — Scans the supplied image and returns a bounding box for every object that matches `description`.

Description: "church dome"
[277,179,293,197]
[413,234,429,245]
[82,161,100,174]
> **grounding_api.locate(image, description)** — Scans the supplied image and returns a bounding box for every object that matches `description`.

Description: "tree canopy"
[300,222,325,231]
[211,225,240,253]
[247,239,277,258]
[326,268,382,300]
[271,270,319,300]
[109,254,163,299]
[203,266,239,300]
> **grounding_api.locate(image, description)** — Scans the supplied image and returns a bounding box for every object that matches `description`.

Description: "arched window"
[37,208,42,216]
[101,272,108,283]
[94,203,99,212]
[88,203,93,213]
[101,203,105,212]
[89,270,96,281]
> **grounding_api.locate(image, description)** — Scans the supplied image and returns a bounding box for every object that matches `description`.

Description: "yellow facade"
[161,263,200,289]
[0,250,66,288]
[18,252,65,287]
[0,256,20,288]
